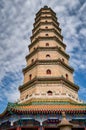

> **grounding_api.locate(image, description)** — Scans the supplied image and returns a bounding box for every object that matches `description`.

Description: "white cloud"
[79,28,86,37]
[3,86,20,102]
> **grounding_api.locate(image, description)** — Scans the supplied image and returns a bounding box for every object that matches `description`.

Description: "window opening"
[29,74,32,80]
[46,69,51,74]
[45,34,48,36]
[32,59,34,63]
[47,90,53,95]
[46,43,49,46]
[66,74,68,80]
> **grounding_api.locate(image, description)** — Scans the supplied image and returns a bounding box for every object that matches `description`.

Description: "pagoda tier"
[19,6,80,103]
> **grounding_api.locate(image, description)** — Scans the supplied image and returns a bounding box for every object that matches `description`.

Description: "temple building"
[0,6,86,130]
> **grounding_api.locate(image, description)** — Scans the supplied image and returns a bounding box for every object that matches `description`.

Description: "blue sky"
[0,0,86,113]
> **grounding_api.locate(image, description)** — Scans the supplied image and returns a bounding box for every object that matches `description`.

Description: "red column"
[85,128,86,130]
[16,127,21,130]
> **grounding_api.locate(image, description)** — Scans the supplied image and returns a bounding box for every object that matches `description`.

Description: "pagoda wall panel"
[37,51,68,64]
[37,65,73,82]
[32,32,62,43]
[36,83,78,97]
[24,66,37,83]
[35,83,78,96]
[33,25,60,34]
[34,19,51,28]
[41,10,50,12]
[29,40,65,53]
[27,51,68,66]
[27,53,38,65]
[62,84,78,99]
[34,20,58,29]
[20,83,78,102]
[20,84,36,100]
[36,19,52,24]
[40,14,51,17]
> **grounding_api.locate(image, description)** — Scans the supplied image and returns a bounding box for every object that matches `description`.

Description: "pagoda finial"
[44,5,48,8]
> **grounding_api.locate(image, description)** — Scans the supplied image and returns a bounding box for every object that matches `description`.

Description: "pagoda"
[0,6,86,130]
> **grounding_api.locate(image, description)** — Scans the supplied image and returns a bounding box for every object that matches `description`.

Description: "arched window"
[66,74,68,80]
[45,20,48,22]
[47,90,53,95]
[45,26,48,29]
[46,43,49,47]
[34,47,36,50]
[46,54,50,59]
[29,74,32,80]
[31,59,34,63]
[25,95,28,99]
[45,34,48,36]
[62,58,64,62]
[46,69,51,74]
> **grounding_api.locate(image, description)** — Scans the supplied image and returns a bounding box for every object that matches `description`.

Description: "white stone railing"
[18,93,83,104]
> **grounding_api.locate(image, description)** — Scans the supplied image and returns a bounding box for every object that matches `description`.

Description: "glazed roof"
[0,101,86,117]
